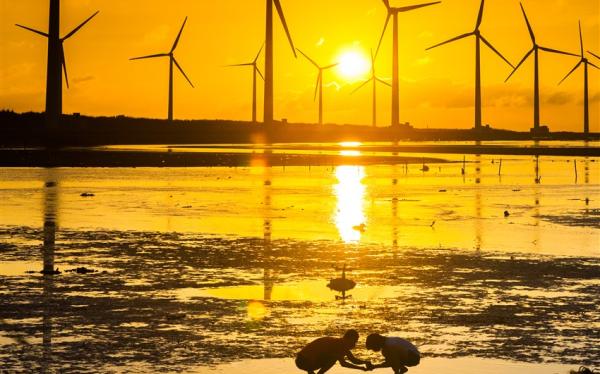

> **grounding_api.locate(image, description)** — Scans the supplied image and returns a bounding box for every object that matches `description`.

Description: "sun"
[337,50,370,82]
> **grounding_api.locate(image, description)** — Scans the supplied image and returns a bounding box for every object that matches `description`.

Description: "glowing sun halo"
[337,50,370,81]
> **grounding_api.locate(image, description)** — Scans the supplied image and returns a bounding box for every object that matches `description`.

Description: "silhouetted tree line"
[0,110,595,147]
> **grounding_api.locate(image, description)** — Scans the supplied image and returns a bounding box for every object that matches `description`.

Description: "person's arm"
[369,361,391,369]
[346,351,371,366]
[339,358,369,371]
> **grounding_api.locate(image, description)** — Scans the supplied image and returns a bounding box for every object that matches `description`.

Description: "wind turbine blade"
[426,32,472,50]
[323,63,339,70]
[130,53,169,61]
[476,0,485,29]
[519,3,535,43]
[588,51,600,60]
[171,17,188,53]
[350,78,373,95]
[173,58,194,88]
[382,0,391,10]
[314,72,321,101]
[375,13,391,58]
[256,66,265,81]
[226,63,254,67]
[588,61,600,70]
[62,11,99,41]
[376,77,392,87]
[396,1,441,13]
[505,48,533,82]
[539,46,578,57]
[15,24,48,37]
[274,0,297,58]
[480,35,514,68]
[578,20,583,57]
[61,44,69,88]
[558,61,582,85]
[254,43,265,63]
[297,49,320,69]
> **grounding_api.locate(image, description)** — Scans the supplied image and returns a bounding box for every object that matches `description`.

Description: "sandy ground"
[197,357,577,374]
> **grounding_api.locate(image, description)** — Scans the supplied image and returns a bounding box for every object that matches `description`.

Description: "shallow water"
[0,154,598,255]
[0,147,599,372]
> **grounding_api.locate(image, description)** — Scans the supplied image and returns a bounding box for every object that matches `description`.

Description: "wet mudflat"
[0,230,598,372]
[0,147,599,373]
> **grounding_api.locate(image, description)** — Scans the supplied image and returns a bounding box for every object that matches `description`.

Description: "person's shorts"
[403,350,420,367]
[386,350,420,368]
[295,355,312,371]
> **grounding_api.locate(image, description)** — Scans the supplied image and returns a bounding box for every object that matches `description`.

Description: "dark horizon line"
[2,109,599,135]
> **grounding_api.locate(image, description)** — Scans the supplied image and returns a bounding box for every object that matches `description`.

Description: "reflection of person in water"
[365,333,420,373]
[296,329,372,373]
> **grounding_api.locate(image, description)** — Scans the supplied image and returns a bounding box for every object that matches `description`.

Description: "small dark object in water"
[512,189,521,192]
[182,205,192,209]
[327,264,356,300]
[421,165,430,172]
[504,210,510,217]
[80,192,95,197]
[66,267,96,274]
[45,181,56,188]
[352,223,366,233]
[439,189,447,192]
[40,268,61,275]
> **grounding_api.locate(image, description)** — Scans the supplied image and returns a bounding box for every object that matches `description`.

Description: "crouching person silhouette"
[295,329,372,373]
[365,333,420,373]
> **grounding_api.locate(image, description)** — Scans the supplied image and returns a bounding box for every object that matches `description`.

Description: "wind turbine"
[376,0,441,127]
[426,0,513,131]
[559,22,599,137]
[263,0,297,125]
[227,45,265,123]
[505,3,578,133]
[588,51,600,61]
[131,17,194,122]
[297,49,338,125]
[16,0,99,127]
[352,49,391,127]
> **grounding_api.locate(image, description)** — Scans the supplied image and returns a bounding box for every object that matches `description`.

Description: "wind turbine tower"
[505,3,578,135]
[264,0,297,125]
[16,0,99,127]
[227,45,265,123]
[352,50,391,127]
[427,0,513,131]
[376,0,441,127]
[297,49,338,125]
[559,21,599,136]
[131,17,194,122]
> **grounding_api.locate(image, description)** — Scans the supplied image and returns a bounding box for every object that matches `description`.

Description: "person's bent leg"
[401,350,420,368]
[386,353,407,374]
[316,359,337,374]
[296,355,317,373]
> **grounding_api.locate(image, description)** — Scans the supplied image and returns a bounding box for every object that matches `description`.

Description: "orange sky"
[0,0,598,131]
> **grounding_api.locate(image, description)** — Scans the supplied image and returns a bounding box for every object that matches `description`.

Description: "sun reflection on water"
[333,166,366,243]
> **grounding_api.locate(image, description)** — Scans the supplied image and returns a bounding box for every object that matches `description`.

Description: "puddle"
[175,281,415,302]
[0,261,41,276]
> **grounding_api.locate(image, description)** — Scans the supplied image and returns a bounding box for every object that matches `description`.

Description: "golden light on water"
[247,300,269,321]
[334,166,366,243]
[339,141,362,147]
